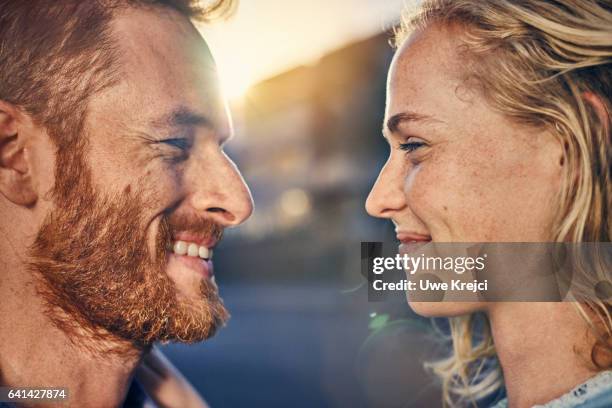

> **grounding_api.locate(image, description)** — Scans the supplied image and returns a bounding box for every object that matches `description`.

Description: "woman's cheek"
[403,152,497,241]
[403,159,457,238]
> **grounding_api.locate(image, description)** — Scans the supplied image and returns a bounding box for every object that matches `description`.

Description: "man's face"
[29,7,253,347]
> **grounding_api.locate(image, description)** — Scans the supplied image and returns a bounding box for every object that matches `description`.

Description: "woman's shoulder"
[489,371,612,408]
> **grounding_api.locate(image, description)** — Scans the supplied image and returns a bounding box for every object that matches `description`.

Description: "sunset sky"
[197,0,409,99]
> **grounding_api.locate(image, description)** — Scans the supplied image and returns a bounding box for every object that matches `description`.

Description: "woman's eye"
[398,140,426,153]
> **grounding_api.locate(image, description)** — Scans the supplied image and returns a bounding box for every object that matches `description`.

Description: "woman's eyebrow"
[382,111,447,143]
[385,111,442,134]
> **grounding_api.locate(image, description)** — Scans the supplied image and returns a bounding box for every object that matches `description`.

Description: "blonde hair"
[395,0,612,406]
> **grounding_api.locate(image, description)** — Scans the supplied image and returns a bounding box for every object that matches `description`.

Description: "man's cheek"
[143,167,184,206]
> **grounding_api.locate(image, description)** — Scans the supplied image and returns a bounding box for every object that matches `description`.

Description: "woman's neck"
[488,302,598,408]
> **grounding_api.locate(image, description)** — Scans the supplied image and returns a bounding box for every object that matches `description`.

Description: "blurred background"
[161,1,448,406]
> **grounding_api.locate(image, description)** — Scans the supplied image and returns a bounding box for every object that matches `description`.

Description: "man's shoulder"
[123,380,157,408]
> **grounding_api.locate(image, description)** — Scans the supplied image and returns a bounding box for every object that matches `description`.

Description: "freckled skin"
[366,24,564,316]
[365,23,603,408]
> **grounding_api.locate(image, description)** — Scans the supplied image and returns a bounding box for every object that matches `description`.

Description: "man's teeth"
[198,247,212,259]
[172,241,212,260]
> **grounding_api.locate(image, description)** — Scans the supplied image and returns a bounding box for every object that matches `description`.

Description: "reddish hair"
[0,0,231,149]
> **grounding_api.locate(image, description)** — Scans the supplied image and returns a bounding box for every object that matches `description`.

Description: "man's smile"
[172,240,213,260]
[169,239,215,279]
[161,219,223,281]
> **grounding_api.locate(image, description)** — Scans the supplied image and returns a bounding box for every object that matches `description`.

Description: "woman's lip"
[396,232,432,242]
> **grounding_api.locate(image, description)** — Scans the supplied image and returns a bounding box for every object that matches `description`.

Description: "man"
[0,0,253,406]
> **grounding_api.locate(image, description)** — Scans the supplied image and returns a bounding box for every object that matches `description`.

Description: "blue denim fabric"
[490,371,612,408]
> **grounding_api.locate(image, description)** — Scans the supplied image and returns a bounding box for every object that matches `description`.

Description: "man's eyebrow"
[147,106,232,144]
[384,111,441,135]
[150,107,213,130]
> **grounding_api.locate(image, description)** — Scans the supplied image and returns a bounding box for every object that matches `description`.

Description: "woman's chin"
[407,300,484,318]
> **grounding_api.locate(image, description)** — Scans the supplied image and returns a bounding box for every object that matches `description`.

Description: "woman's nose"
[365,158,407,219]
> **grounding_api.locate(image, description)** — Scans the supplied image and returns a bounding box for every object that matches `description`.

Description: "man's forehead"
[96,6,227,130]
[110,6,217,77]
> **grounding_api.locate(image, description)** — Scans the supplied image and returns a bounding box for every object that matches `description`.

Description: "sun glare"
[200,0,404,103]
[216,58,253,102]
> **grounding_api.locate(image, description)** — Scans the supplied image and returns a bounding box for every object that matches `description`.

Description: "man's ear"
[0,101,37,206]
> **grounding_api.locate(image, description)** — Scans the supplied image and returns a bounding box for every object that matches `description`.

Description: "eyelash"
[158,137,192,163]
[161,137,192,151]
[398,141,426,153]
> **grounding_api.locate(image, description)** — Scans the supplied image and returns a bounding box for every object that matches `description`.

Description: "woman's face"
[365,25,564,316]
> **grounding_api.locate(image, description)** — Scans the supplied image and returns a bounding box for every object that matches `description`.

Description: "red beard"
[28,148,228,354]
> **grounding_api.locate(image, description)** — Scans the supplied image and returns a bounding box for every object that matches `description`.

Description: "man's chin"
[33,258,228,348]
[160,296,229,344]
[157,256,228,343]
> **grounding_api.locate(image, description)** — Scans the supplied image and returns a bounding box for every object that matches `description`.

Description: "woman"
[365,0,611,407]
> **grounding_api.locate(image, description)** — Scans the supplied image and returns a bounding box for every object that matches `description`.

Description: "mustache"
[161,213,225,244]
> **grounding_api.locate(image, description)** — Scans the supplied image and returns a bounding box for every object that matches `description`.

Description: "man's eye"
[161,138,192,151]
[399,141,426,153]
[156,137,193,164]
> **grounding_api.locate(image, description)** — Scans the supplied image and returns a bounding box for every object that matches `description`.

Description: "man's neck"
[489,302,597,408]
[0,255,143,408]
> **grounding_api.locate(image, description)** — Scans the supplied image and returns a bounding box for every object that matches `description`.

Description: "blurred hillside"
[163,32,448,408]
[218,31,395,285]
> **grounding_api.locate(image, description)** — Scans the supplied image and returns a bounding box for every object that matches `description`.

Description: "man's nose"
[188,149,253,227]
[365,157,407,219]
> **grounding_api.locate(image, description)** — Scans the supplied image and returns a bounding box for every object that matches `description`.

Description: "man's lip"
[169,252,214,279]
[171,232,219,249]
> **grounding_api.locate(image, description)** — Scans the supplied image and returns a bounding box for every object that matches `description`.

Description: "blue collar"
[490,371,612,408]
